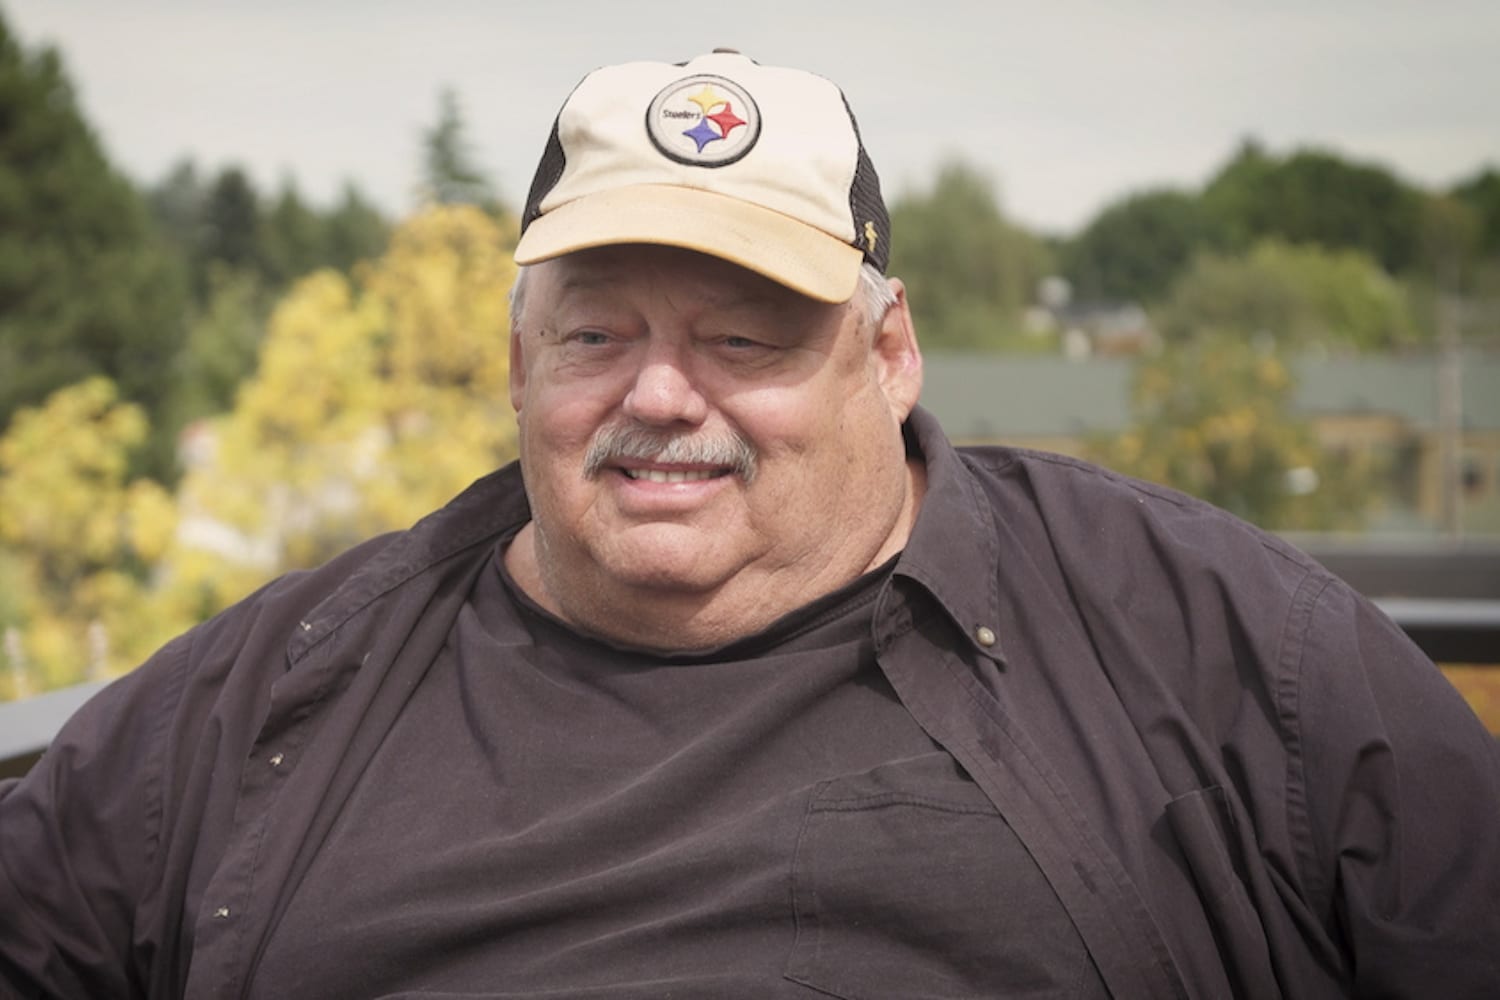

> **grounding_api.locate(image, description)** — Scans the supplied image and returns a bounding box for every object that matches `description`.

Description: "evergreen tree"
[147,162,392,298]
[261,181,327,287]
[0,12,188,475]
[201,166,263,274]
[143,162,394,427]
[323,182,392,272]
[147,159,208,262]
[419,87,500,211]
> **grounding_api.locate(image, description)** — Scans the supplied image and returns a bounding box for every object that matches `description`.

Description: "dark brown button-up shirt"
[4,407,1498,998]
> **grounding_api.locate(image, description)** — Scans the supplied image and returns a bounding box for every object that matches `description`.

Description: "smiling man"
[4,51,1500,1000]
[505,244,922,649]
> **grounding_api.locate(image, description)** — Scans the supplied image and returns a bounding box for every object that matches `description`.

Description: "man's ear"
[871,278,923,422]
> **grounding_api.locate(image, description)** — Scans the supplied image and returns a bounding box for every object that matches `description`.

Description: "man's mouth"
[620,467,728,484]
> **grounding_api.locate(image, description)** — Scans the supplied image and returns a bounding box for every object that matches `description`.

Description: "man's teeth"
[624,468,720,483]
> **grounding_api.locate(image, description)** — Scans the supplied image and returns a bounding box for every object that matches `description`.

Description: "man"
[2,50,1497,999]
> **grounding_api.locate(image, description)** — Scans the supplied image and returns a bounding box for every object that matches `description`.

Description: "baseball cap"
[514,50,890,304]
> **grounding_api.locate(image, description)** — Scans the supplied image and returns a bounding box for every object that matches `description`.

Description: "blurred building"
[921,352,1500,536]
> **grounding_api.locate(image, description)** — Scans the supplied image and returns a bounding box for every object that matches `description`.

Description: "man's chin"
[599,553,732,596]
[590,525,746,592]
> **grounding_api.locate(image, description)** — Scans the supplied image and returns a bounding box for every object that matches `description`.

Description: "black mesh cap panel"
[521,118,567,232]
[841,96,890,273]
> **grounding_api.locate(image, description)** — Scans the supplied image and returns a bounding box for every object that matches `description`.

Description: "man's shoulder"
[946,445,1347,751]
[953,443,1322,587]
[195,462,528,663]
[176,531,409,682]
[235,532,406,624]
[958,442,1211,511]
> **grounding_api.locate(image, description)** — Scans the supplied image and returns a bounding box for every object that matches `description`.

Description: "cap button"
[712,47,741,54]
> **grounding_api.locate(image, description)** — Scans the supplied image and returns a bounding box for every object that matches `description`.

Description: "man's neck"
[504,458,926,652]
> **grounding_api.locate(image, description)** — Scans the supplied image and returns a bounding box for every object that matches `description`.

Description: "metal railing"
[0,679,109,780]
[1297,537,1500,666]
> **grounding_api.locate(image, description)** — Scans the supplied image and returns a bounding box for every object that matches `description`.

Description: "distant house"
[1024,277,1157,360]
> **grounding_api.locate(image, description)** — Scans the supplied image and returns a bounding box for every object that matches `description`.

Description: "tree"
[323,182,392,272]
[168,267,268,424]
[0,13,189,476]
[1154,240,1419,352]
[147,162,393,300]
[1203,142,1423,274]
[1451,168,1500,259]
[260,181,327,287]
[0,378,177,694]
[171,204,519,600]
[200,166,263,275]
[143,165,394,427]
[888,161,1053,350]
[420,87,500,211]
[1438,172,1500,339]
[1089,333,1374,531]
[1061,188,1227,305]
[147,159,208,261]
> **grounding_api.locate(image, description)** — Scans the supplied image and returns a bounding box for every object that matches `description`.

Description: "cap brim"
[513,185,864,304]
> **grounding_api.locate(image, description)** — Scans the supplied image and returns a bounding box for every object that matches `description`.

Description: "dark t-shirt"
[251,549,1104,999]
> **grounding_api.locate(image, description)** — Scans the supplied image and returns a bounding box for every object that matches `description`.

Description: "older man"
[3,51,1498,1000]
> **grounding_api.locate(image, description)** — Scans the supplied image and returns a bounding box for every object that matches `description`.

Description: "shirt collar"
[289,462,531,662]
[889,406,1007,663]
[294,406,1007,665]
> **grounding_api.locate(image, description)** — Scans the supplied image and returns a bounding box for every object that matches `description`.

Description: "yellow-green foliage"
[0,205,520,697]
[174,202,520,592]
[0,377,177,693]
[1091,333,1376,531]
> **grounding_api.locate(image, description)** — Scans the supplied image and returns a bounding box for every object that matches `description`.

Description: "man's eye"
[722,336,763,350]
[573,330,612,346]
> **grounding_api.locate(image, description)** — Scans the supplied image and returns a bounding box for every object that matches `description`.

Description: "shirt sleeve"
[0,635,191,1000]
[1292,575,1500,998]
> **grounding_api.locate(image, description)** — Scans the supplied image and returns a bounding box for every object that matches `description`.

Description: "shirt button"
[269,752,285,767]
[975,626,997,647]
[213,906,231,919]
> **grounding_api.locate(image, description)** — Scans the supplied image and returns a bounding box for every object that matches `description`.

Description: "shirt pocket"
[784,753,1106,1000]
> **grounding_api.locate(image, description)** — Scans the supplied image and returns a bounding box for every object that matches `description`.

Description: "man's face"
[509,244,922,648]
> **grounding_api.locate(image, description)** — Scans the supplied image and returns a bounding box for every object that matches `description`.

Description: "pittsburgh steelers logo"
[645,73,761,167]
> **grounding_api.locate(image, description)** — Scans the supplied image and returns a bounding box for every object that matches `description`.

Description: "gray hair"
[509,260,896,335]
[855,261,898,331]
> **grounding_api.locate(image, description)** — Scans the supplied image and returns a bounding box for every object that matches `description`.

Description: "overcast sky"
[7,0,1499,234]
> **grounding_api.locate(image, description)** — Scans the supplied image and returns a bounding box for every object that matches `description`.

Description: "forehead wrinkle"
[539,248,842,334]
[550,267,626,297]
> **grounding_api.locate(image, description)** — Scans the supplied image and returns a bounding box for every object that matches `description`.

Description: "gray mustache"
[583,423,759,483]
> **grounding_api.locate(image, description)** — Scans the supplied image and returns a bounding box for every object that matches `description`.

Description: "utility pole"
[1436,286,1463,538]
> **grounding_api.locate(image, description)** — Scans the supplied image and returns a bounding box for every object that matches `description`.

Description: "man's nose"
[621,349,710,427]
